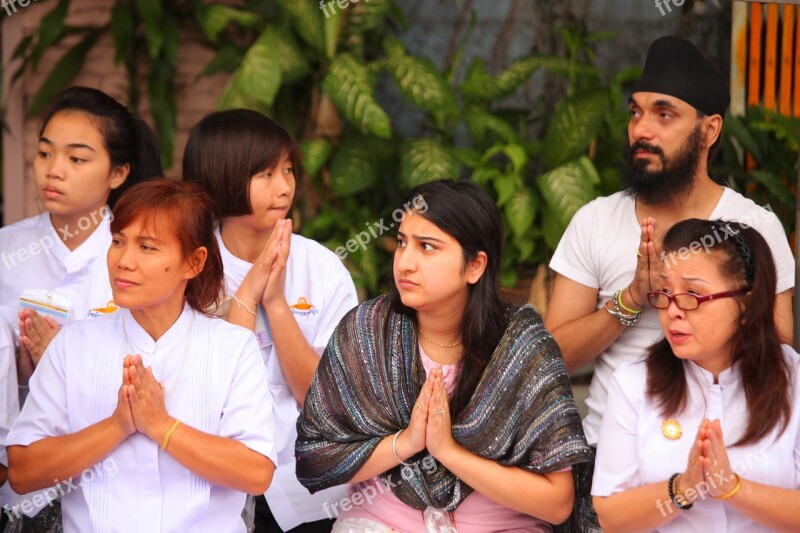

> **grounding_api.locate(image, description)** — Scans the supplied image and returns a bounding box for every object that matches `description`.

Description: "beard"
[622,125,702,205]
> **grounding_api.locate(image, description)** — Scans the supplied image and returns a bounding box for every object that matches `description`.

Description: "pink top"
[336,345,558,532]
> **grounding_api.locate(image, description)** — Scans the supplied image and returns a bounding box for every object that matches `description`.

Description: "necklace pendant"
[662,418,682,440]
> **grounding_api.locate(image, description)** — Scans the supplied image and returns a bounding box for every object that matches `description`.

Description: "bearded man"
[545,36,795,449]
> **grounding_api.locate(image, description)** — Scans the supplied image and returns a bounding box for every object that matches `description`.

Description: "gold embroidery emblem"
[662,418,682,440]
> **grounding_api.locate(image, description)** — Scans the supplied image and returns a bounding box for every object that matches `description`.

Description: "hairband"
[726,224,754,283]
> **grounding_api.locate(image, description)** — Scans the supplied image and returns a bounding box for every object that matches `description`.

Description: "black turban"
[633,36,730,117]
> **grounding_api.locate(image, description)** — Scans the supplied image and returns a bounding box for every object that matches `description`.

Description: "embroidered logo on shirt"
[86,301,118,318]
[290,297,318,317]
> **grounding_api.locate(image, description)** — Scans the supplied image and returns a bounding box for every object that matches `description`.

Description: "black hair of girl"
[646,218,790,445]
[388,179,509,418]
[182,109,303,219]
[39,86,163,209]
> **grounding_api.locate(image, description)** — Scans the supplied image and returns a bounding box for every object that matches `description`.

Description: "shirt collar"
[685,359,739,386]
[119,304,194,355]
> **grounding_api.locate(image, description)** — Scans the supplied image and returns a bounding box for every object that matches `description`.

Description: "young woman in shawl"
[6,180,277,532]
[296,179,593,532]
[592,219,800,532]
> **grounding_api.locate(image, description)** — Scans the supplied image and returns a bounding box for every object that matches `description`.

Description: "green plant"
[714,106,799,237]
[4,2,638,296]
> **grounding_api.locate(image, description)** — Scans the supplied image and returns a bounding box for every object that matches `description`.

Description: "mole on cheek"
[164,267,170,272]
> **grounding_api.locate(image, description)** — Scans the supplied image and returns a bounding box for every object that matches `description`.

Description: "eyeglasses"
[646,288,749,311]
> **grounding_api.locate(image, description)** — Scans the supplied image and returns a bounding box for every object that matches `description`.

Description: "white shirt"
[0,315,19,508]
[0,211,117,332]
[549,188,795,444]
[216,228,358,530]
[592,346,800,532]
[6,307,277,532]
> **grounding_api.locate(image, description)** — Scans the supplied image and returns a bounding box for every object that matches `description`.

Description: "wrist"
[394,429,417,460]
[146,416,174,443]
[108,417,133,442]
[622,287,644,312]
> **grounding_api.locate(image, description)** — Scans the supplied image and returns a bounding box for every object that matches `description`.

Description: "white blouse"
[593,345,800,532]
[6,306,277,532]
[216,228,358,530]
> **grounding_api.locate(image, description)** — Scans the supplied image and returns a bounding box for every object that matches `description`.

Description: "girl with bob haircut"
[0,85,162,528]
[296,179,594,532]
[6,180,277,532]
[593,218,800,532]
[183,109,357,532]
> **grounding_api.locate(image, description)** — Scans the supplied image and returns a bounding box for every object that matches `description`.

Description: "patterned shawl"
[296,295,595,530]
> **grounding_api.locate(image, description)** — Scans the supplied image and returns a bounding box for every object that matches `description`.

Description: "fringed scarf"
[296,295,596,531]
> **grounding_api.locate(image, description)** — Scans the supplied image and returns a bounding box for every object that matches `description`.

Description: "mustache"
[629,141,665,158]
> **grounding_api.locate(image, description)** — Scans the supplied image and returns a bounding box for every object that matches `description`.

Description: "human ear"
[185,246,208,280]
[109,164,131,190]
[465,251,488,285]
[702,115,723,150]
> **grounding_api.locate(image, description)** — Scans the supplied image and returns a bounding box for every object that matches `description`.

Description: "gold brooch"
[662,418,682,440]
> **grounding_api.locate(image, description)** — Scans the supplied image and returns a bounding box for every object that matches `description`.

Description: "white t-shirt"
[592,346,800,532]
[6,306,277,532]
[216,228,358,530]
[0,211,117,332]
[0,315,19,508]
[549,188,795,445]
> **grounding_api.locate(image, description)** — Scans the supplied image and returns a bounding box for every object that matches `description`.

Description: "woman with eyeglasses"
[592,218,800,532]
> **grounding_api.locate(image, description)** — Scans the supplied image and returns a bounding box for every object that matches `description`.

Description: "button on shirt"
[6,307,277,532]
[592,346,800,532]
[217,228,358,530]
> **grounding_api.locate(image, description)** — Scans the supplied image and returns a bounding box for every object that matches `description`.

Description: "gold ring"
[636,248,643,258]
[137,390,144,399]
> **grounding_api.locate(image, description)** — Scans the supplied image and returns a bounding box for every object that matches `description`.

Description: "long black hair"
[39,86,163,208]
[646,218,789,445]
[388,179,509,417]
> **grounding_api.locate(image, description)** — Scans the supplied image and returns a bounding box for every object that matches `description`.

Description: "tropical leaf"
[275,0,325,56]
[504,188,536,237]
[274,27,312,83]
[722,114,762,162]
[110,2,135,65]
[463,105,518,145]
[217,77,270,114]
[148,59,176,168]
[234,26,282,107]
[383,51,457,115]
[748,170,795,206]
[401,139,461,187]
[322,54,391,139]
[322,0,343,58]
[197,4,262,43]
[134,0,164,59]
[201,45,244,76]
[537,156,600,228]
[27,31,99,117]
[541,204,566,250]
[343,0,393,35]
[30,0,70,69]
[460,56,596,101]
[329,137,380,196]
[300,138,333,178]
[543,90,609,168]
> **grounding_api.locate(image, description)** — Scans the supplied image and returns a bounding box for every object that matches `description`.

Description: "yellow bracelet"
[160,419,182,451]
[617,288,642,315]
[712,473,742,500]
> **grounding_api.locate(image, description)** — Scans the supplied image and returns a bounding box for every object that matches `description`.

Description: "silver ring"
[435,408,445,415]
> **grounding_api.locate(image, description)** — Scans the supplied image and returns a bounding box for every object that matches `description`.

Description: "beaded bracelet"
[604,291,641,327]
[668,473,693,510]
